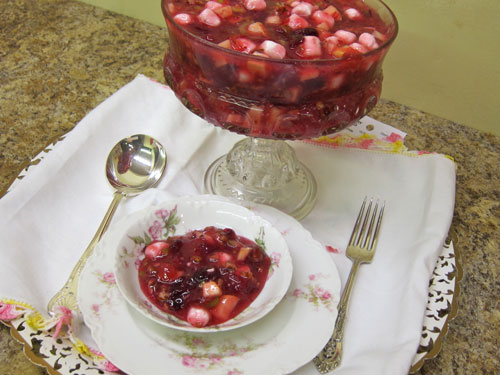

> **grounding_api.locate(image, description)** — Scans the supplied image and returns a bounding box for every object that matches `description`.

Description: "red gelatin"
[138,226,271,327]
[161,0,397,139]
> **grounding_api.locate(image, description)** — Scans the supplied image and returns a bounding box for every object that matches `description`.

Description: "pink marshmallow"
[187,306,211,327]
[349,42,368,53]
[173,13,193,25]
[244,0,267,11]
[259,40,286,59]
[334,30,357,44]
[358,32,379,50]
[311,10,335,29]
[299,35,322,58]
[287,14,309,29]
[197,8,221,27]
[233,37,257,54]
[144,242,168,260]
[344,7,362,20]
[291,2,314,17]
[205,1,223,10]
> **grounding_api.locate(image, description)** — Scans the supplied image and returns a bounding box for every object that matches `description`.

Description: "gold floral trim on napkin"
[309,131,454,161]
[0,299,120,374]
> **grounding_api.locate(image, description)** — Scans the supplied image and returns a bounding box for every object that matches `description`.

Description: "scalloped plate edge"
[409,229,462,373]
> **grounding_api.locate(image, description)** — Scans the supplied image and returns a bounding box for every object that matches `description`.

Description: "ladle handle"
[47,192,124,314]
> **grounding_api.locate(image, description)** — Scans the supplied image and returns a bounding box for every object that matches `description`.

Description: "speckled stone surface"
[0,0,499,374]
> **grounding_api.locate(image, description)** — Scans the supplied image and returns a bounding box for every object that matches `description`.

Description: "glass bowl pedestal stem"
[204,137,317,220]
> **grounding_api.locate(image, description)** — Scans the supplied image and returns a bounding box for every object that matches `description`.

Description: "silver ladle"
[47,134,167,315]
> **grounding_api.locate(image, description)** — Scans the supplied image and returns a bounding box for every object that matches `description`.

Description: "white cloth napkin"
[0,75,455,375]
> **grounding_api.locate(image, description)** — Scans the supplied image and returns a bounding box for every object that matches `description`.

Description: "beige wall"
[382,0,499,136]
[79,0,500,136]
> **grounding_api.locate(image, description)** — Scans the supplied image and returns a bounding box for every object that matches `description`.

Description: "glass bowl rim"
[160,0,398,64]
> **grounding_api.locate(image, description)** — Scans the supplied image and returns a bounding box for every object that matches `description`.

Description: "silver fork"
[313,197,385,373]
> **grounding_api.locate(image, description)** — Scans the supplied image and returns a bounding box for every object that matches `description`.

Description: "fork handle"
[314,260,361,374]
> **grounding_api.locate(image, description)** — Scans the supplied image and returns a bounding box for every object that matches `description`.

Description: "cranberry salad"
[162,0,396,138]
[166,0,390,60]
[138,226,271,328]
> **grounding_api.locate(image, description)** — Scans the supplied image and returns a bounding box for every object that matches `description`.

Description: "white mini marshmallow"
[173,13,193,25]
[259,40,286,59]
[287,13,309,29]
[345,7,362,20]
[186,306,210,327]
[291,2,314,17]
[205,1,223,10]
[197,8,221,27]
[300,35,322,57]
[349,42,368,53]
[244,0,267,11]
[312,10,335,28]
[234,37,257,54]
[358,32,379,50]
[334,30,357,44]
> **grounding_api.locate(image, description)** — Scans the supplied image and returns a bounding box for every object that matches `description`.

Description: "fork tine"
[363,200,379,248]
[368,201,385,250]
[348,197,367,246]
[358,198,373,247]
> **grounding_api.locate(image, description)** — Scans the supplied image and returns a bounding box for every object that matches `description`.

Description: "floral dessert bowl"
[113,197,293,332]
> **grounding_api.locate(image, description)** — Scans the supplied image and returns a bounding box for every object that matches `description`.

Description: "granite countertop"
[1,0,499,374]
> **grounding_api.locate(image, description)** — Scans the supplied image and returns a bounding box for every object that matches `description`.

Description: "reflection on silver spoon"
[47,134,167,315]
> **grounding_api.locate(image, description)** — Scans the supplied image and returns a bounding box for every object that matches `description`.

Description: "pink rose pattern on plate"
[165,332,262,372]
[289,273,336,312]
[148,220,163,240]
[89,271,120,319]
[128,206,180,246]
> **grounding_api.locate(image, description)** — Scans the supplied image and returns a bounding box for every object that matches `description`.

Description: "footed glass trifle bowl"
[161,0,397,219]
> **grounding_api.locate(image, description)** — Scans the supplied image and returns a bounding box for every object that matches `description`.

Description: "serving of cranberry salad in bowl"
[113,197,292,332]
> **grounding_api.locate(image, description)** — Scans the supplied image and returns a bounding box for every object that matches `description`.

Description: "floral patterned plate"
[113,199,293,332]
[78,195,341,375]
